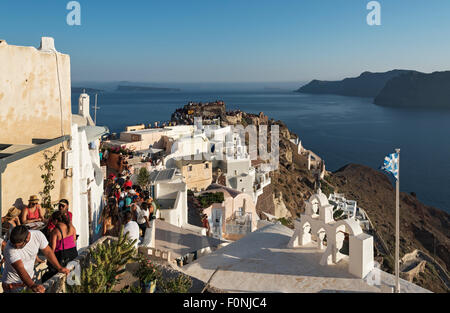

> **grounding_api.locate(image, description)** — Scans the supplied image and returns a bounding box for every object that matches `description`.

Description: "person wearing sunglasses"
[20,195,45,225]
[47,199,73,234]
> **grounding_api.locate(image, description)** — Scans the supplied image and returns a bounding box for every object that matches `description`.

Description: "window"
[205,163,209,169]
[188,166,193,172]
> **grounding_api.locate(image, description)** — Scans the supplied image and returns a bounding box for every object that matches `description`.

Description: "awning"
[137,147,164,155]
[80,126,109,143]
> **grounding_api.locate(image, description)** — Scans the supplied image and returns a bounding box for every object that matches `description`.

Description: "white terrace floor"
[182,223,431,293]
[154,219,224,259]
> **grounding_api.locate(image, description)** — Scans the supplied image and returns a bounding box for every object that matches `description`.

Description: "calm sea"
[71,89,450,213]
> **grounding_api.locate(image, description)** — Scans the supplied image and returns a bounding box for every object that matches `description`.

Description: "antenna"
[92,93,100,125]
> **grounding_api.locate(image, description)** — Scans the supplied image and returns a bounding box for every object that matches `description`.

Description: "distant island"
[72,87,104,93]
[296,70,417,98]
[375,71,450,108]
[116,85,181,92]
[296,69,450,108]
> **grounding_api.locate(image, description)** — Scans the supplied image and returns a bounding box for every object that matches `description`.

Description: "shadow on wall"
[13,198,25,210]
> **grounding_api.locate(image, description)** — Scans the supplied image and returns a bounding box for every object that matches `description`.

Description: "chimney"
[78,91,90,118]
[38,37,56,52]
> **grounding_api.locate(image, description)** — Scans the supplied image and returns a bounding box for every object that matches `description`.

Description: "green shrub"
[333,209,345,220]
[134,257,162,284]
[278,217,293,228]
[67,228,137,293]
[159,273,193,293]
[196,192,225,208]
[320,180,334,196]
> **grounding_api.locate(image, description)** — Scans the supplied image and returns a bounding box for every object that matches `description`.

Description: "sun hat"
[28,195,39,203]
[58,199,69,205]
[6,206,21,218]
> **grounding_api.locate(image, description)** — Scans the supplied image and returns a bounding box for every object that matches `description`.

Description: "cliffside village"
[0,37,431,293]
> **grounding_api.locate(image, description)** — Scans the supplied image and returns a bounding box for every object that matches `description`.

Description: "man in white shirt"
[123,211,140,249]
[2,226,70,293]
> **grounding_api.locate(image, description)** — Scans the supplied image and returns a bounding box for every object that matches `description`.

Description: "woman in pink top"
[41,211,78,283]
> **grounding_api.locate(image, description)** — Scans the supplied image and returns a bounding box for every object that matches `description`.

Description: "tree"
[137,167,150,191]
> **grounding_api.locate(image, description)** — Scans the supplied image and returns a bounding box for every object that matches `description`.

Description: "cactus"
[67,227,138,293]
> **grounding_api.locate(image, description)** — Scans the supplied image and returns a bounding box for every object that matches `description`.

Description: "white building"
[328,192,370,231]
[71,92,108,249]
[150,168,206,235]
[205,126,272,204]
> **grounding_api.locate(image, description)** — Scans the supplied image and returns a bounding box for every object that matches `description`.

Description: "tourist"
[42,211,78,282]
[47,199,73,234]
[123,211,139,249]
[113,184,121,203]
[201,214,211,237]
[136,201,150,237]
[1,226,70,293]
[20,195,46,225]
[2,206,21,231]
[105,174,116,197]
[117,173,126,187]
[133,185,142,195]
[123,195,133,214]
[102,205,122,237]
[130,195,141,221]
[147,197,157,220]
[123,176,133,189]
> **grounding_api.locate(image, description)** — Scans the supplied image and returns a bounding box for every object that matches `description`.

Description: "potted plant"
[134,258,161,293]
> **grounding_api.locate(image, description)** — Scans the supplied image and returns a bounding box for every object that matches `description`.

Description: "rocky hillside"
[374,71,450,108]
[296,70,416,98]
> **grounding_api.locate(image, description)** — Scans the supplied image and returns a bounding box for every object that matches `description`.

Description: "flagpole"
[395,148,400,293]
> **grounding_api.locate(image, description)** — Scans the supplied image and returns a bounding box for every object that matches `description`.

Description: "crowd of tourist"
[0,165,157,293]
[0,195,76,293]
[103,173,157,241]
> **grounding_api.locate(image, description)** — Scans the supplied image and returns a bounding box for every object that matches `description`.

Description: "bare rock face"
[273,192,292,219]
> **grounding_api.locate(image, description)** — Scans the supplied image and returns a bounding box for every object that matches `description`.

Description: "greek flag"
[380,153,399,180]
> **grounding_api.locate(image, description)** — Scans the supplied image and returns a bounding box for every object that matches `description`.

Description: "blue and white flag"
[380,153,399,180]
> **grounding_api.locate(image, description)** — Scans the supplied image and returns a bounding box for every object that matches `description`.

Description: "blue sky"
[1,0,450,82]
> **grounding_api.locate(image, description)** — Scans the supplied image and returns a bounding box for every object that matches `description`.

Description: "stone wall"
[43,236,116,293]
[0,38,73,215]
[0,38,72,144]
